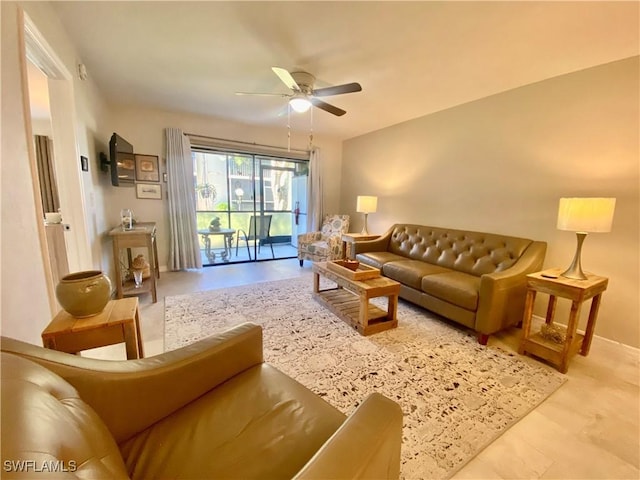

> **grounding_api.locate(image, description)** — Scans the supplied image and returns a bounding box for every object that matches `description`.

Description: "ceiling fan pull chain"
[308,107,314,149]
[287,103,291,152]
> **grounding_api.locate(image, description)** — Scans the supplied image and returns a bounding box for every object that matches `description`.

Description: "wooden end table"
[312,261,400,336]
[42,298,144,359]
[341,233,380,259]
[518,268,608,373]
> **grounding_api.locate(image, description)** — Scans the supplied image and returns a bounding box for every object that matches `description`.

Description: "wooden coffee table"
[312,262,400,336]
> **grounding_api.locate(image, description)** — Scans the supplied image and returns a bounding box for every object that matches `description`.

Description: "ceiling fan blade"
[272,67,300,91]
[235,92,290,97]
[310,98,346,116]
[312,82,362,97]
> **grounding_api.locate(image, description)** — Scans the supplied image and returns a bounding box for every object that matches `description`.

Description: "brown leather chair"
[1,323,402,479]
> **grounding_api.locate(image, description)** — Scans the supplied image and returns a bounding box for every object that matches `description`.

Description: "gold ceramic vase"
[55,270,112,318]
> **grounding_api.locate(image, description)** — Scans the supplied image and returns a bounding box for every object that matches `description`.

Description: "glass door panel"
[194,150,307,265]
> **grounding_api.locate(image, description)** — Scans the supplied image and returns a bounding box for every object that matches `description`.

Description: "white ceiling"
[51,1,639,140]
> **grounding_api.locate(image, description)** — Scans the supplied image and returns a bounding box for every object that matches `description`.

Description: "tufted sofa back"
[388,224,534,277]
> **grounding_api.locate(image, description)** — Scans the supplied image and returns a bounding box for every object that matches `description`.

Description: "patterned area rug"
[165,277,565,479]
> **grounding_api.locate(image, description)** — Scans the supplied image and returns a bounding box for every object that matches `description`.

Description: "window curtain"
[307,147,322,231]
[35,135,60,214]
[165,128,202,270]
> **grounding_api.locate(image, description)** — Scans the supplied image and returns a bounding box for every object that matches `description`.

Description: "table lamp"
[556,197,616,280]
[356,195,377,235]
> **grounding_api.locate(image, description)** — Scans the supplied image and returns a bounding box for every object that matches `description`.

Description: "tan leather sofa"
[354,224,546,344]
[1,323,402,479]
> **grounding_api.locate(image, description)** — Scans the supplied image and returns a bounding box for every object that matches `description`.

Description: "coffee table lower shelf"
[314,288,397,336]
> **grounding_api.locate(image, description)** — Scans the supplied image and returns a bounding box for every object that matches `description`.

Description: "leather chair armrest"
[1,323,263,444]
[294,393,403,480]
[476,241,547,335]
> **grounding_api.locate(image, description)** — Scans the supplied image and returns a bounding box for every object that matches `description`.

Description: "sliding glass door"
[193,149,308,265]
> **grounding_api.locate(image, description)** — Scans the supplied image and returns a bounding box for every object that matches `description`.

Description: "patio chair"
[297,214,350,266]
[236,215,274,260]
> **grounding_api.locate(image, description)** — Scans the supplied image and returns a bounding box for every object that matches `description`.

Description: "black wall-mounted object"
[109,133,135,186]
[99,152,109,172]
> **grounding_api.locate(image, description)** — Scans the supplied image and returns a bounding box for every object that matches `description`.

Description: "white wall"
[1,2,52,341]
[1,1,113,344]
[99,104,344,278]
[31,118,52,137]
[341,57,639,348]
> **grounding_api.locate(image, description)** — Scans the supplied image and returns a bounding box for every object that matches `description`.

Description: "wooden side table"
[42,298,144,359]
[109,222,159,303]
[341,233,380,259]
[518,268,608,373]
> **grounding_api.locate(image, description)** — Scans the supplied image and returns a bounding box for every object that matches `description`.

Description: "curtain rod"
[185,132,310,155]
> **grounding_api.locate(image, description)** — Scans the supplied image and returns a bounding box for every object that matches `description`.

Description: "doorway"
[26,58,70,287]
[21,11,89,309]
[193,149,308,265]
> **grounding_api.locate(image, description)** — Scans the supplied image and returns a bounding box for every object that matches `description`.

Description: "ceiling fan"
[236,67,362,117]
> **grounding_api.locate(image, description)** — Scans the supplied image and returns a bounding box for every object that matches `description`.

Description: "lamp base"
[560,232,588,280]
[361,213,369,235]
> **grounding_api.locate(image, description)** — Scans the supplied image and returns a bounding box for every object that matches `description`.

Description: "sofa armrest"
[294,393,403,480]
[476,241,547,335]
[353,228,393,255]
[1,323,263,444]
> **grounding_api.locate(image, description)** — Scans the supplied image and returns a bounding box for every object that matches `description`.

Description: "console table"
[109,222,159,303]
[519,268,608,373]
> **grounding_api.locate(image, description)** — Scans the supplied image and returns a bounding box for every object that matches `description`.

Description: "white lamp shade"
[356,196,378,213]
[557,197,616,233]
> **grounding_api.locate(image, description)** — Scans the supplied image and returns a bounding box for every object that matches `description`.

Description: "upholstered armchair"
[298,214,350,266]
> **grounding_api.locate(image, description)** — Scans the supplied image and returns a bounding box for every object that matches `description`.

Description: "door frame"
[19,9,91,311]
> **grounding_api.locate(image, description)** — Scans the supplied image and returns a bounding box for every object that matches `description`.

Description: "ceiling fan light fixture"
[289,95,312,113]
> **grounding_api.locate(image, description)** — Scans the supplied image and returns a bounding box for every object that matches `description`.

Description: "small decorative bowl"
[343,260,360,271]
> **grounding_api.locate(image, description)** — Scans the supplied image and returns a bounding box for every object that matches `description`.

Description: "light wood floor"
[88,259,640,479]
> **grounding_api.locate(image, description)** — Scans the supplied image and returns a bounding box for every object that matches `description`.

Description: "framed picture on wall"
[134,154,160,182]
[136,183,162,200]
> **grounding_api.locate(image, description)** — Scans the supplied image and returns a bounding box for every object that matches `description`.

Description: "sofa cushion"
[1,353,129,479]
[119,363,346,480]
[383,260,451,290]
[356,251,405,269]
[421,271,481,311]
